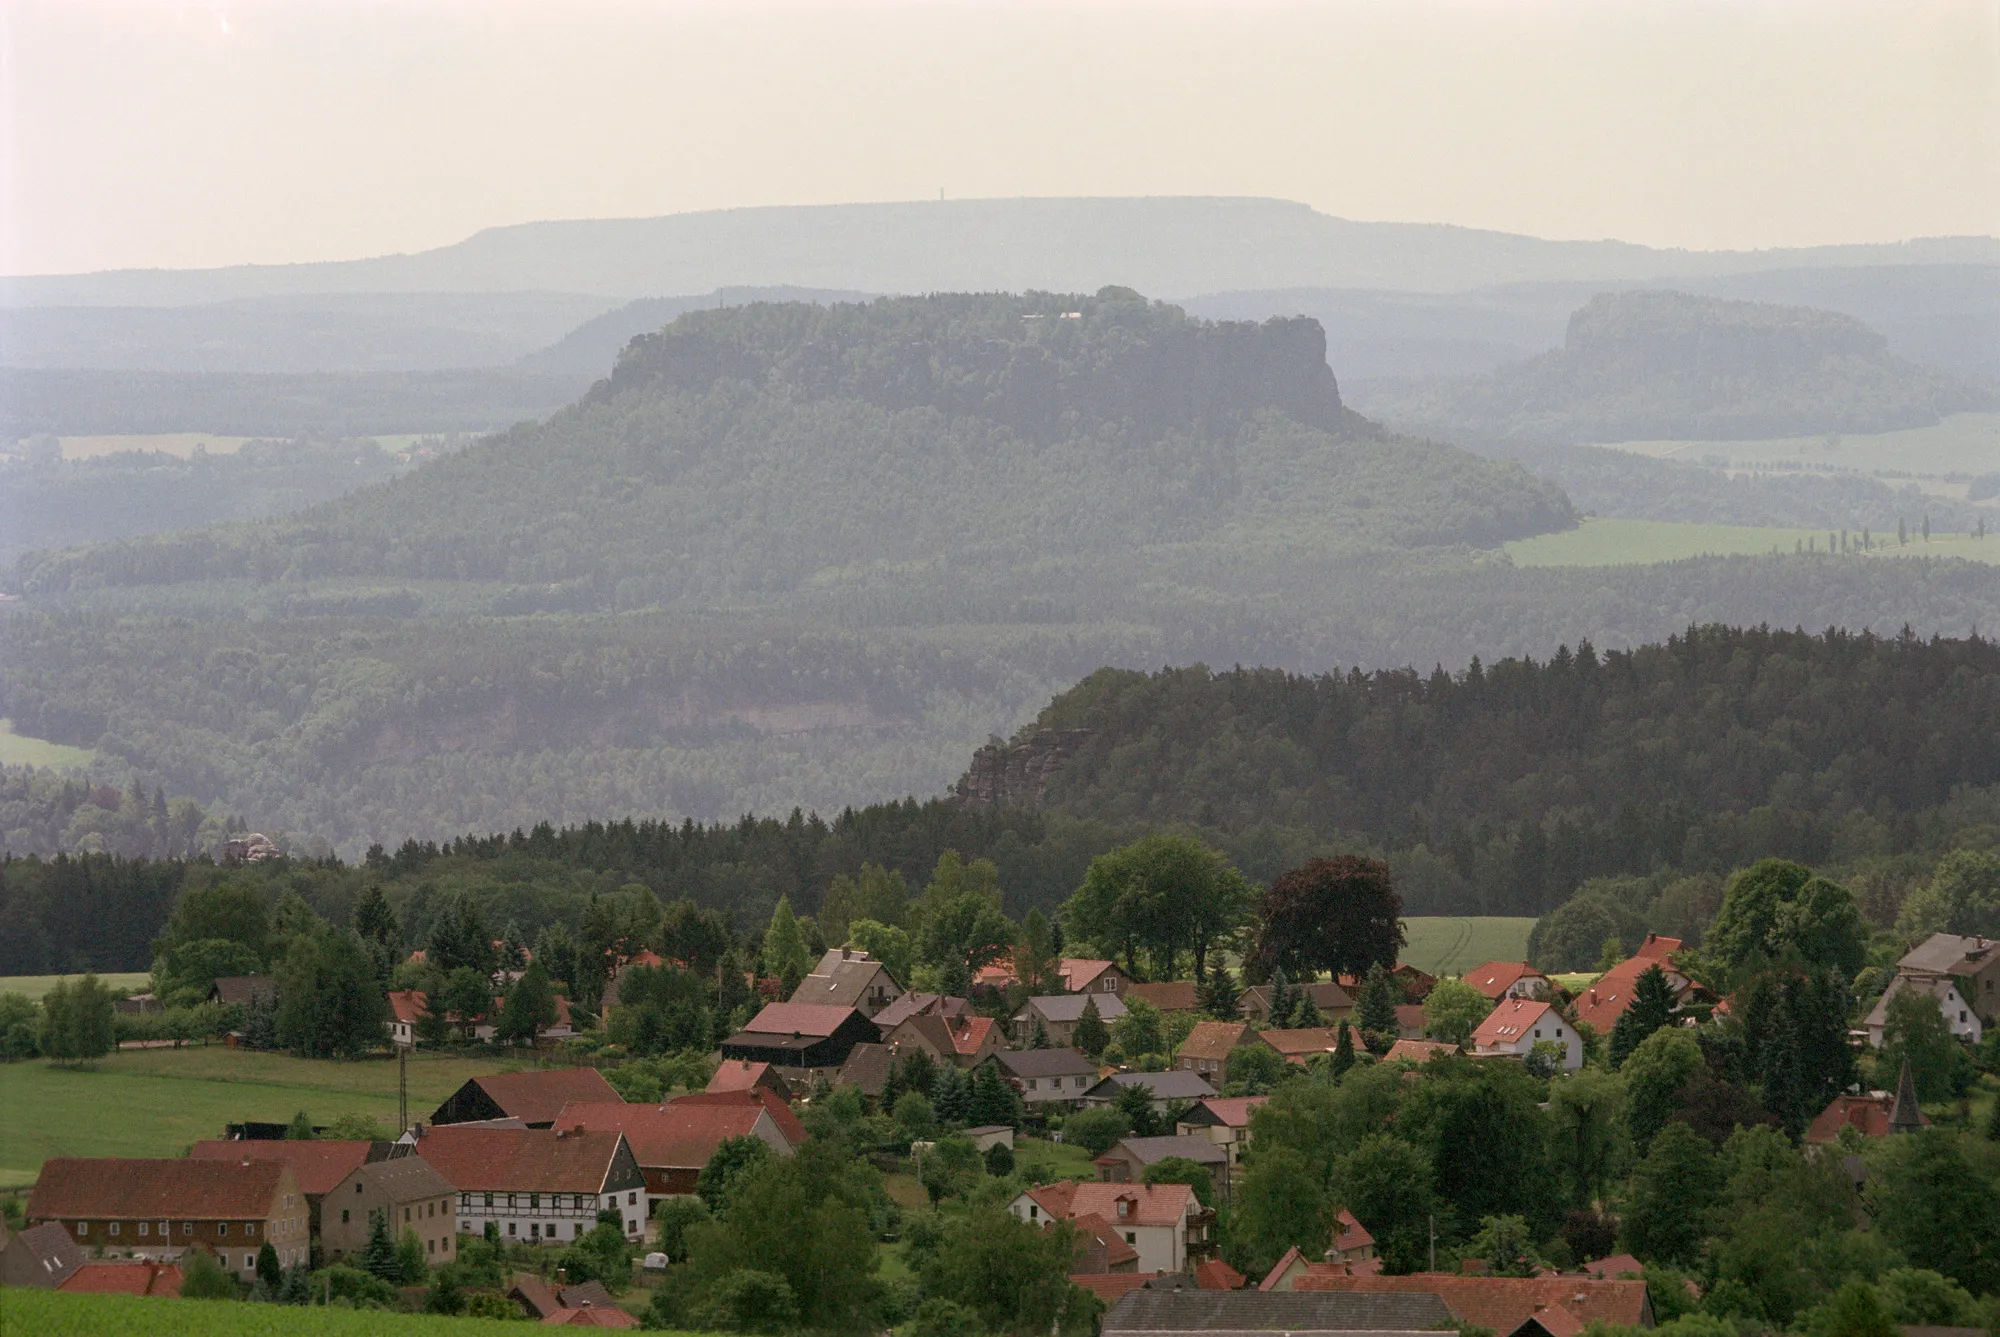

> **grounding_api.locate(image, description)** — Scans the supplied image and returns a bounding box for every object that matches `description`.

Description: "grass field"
[1593,411,2000,478]
[3,1290,696,1336]
[0,1047,509,1190]
[0,718,97,770]
[0,972,151,1001]
[1504,518,1821,567]
[1014,1134,1098,1184]
[1400,917,1537,977]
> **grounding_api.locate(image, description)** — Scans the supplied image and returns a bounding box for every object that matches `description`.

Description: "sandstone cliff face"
[950,729,1091,809]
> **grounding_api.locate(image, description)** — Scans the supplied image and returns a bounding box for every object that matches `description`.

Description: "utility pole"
[1429,1213,1436,1273]
[398,1045,408,1134]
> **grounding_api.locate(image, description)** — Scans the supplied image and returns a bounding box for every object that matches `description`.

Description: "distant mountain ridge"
[1352,290,1994,445]
[7,197,1997,308]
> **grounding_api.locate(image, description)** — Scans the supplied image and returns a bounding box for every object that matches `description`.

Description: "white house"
[1469,998,1583,1070]
[398,1125,649,1245]
[1008,1180,1202,1275]
[1866,970,1984,1048]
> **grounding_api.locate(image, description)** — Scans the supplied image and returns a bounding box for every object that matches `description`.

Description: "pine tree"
[1332,1019,1356,1077]
[762,896,811,986]
[362,1210,400,1282]
[1030,1018,1051,1049]
[1200,964,1241,1020]
[1265,967,1293,1028]
[968,1060,1022,1128]
[1290,989,1322,1028]
[1356,964,1401,1036]
[1609,964,1675,1067]
[284,1110,315,1140]
[901,1046,938,1098]
[496,961,559,1045]
[934,1062,972,1125]
[352,885,399,946]
[1073,996,1110,1058]
[256,1241,282,1292]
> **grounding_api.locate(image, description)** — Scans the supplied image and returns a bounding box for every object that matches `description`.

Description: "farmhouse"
[1572,956,1693,1035]
[1125,981,1201,1014]
[207,975,276,1008]
[188,1137,387,1238]
[26,1157,308,1283]
[1094,1135,1231,1205]
[1470,998,1583,1070]
[1103,1277,1453,1336]
[788,947,906,1017]
[320,1157,458,1266]
[1236,981,1354,1023]
[991,1047,1102,1107]
[430,1068,621,1128]
[1384,1038,1460,1063]
[1079,1069,1218,1110]
[1289,1272,1654,1333]
[1014,992,1127,1047]
[1866,971,1982,1047]
[1175,1020,1255,1082]
[1899,933,2000,1023]
[705,1059,791,1099]
[1462,963,1551,1003]
[1010,1180,1205,1275]
[883,1010,1007,1068]
[403,1125,648,1244]
[870,991,970,1030]
[554,1098,796,1196]
[1258,1027,1346,1064]
[1175,1096,1267,1167]
[719,1002,881,1070]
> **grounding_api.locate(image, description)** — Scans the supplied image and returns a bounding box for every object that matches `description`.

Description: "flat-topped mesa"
[952,729,1091,809]
[600,288,1349,441]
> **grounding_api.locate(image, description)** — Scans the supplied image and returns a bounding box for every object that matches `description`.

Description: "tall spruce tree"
[1073,996,1110,1058]
[1356,964,1401,1036]
[1609,964,1676,1067]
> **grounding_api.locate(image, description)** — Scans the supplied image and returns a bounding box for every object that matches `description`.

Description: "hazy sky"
[2,1,1996,276]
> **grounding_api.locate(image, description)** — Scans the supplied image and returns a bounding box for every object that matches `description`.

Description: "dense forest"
[17,625,2000,976]
[0,436,435,566]
[1358,290,1993,447]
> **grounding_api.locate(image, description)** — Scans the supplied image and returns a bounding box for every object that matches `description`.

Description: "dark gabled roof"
[994,1047,1100,1078]
[341,1156,456,1202]
[465,1069,621,1126]
[1104,1281,1455,1333]
[1099,1135,1229,1167]
[208,975,275,1006]
[6,1221,89,1284]
[1084,1070,1218,1102]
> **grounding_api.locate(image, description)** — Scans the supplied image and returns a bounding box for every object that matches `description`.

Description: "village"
[5,871,1992,1336]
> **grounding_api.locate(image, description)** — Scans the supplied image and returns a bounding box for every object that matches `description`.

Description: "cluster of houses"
[19,929,1984,1325]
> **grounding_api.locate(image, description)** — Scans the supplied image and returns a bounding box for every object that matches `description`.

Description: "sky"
[1,1,1996,277]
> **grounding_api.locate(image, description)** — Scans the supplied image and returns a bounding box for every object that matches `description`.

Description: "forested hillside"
[968,626,2000,916]
[1359,290,1992,446]
[13,290,1572,600]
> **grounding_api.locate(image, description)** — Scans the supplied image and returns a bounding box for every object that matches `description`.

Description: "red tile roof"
[1065,1211,1142,1269]
[1571,956,1684,1033]
[1126,982,1201,1012]
[1060,959,1119,991]
[705,1060,776,1094]
[1023,1180,1196,1229]
[1196,1258,1248,1290]
[742,1002,866,1038]
[1070,1272,1163,1302]
[542,1304,640,1327]
[405,1127,629,1194]
[1385,1039,1459,1063]
[1185,1096,1266,1128]
[1179,1020,1254,1063]
[672,1088,808,1146]
[1334,1209,1375,1253]
[1261,1245,1310,1291]
[29,1158,291,1221]
[1580,1254,1645,1279]
[951,1014,999,1055]
[1464,963,1546,1001]
[59,1261,183,1296]
[1805,1092,1928,1143]
[1471,998,1553,1049]
[188,1139,376,1197]
[555,1102,772,1171]
[388,990,428,1026]
[1633,934,1681,961]
[468,1069,621,1126]
[1291,1272,1650,1332]
[1259,1027,1344,1059]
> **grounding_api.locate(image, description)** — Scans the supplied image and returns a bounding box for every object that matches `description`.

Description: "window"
[404,1207,411,1223]
[139,1222,149,1236]
[1028,1205,1039,1220]
[427,1238,435,1253]
[1125,1232,1136,1244]
[1025,1078,1037,1090]
[1104,979,1115,991]
[75,1223,86,1237]
[182,1223,192,1235]
[508,1222,517,1236]
[110,1223,120,1236]
[247,1223,257,1236]
[483,1193,494,1208]
[628,1192,638,1206]
[529,1194,540,1210]
[219,1223,228,1236]
[357,1183,364,1194]
[342,1210,350,1225]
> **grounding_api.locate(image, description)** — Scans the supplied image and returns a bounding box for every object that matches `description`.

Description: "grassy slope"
[1593,411,2000,476]
[1504,518,1819,567]
[0,719,96,769]
[0,1048,505,1189]
[0,973,151,1001]
[4,1290,697,1336]
[1400,917,1538,977]
[1014,1135,1099,1184]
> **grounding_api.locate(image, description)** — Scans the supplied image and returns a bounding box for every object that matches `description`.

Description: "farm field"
[3,1290,695,1336]
[52,432,432,460]
[1591,411,2000,477]
[0,972,150,1001]
[0,1047,508,1190]
[0,718,97,770]
[1503,518,1820,567]
[1400,917,1537,977]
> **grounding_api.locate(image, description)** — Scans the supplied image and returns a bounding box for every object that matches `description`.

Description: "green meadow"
[0,1047,509,1190]
[1593,411,2000,478]
[3,1290,696,1336]
[1503,518,1821,567]
[1399,917,1537,977]
[0,972,152,1002]
[0,719,96,770]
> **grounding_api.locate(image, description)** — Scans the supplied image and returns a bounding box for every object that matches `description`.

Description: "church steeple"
[1888,1057,1924,1133]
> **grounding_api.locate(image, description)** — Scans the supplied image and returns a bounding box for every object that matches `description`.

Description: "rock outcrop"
[951,730,1091,809]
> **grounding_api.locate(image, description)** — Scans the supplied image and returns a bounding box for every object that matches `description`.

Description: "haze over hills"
[8,197,1999,308]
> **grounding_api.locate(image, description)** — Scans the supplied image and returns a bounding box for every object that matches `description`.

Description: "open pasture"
[1400,917,1537,977]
